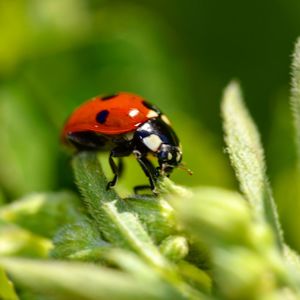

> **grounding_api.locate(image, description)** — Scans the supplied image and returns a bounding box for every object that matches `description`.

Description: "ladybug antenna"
[178,162,193,176]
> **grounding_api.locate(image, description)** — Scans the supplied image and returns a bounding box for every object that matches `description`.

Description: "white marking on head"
[129,108,139,117]
[167,152,173,160]
[139,122,152,132]
[143,134,162,152]
[147,110,159,118]
[161,114,171,125]
[176,151,182,162]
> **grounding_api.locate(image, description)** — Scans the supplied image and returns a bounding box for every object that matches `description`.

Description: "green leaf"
[159,236,189,262]
[284,245,300,285]
[72,151,204,299]
[0,267,19,300]
[51,219,110,261]
[0,221,52,258]
[171,186,300,299]
[213,247,279,299]
[291,37,300,163]
[0,257,186,300]
[171,187,256,247]
[72,151,167,269]
[105,249,211,295]
[103,249,169,281]
[124,196,176,244]
[0,191,84,238]
[177,261,211,294]
[221,81,283,249]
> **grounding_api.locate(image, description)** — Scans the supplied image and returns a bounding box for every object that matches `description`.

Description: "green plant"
[1,39,300,300]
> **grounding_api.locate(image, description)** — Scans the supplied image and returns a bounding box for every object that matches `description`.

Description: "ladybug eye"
[159,151,168,161]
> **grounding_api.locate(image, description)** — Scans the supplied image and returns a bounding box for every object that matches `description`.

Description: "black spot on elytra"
[101,94,118,101]
[142,100,161,114]
[96,110,109,124]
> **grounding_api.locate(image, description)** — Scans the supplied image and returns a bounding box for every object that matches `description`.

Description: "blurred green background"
[1,1,300,250]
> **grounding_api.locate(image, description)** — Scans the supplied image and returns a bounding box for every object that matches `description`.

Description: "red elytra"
[62,92,154,140]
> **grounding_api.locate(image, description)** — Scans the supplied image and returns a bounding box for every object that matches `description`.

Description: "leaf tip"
[222,80,242,108]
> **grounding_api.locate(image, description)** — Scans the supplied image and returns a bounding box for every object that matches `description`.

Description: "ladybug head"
[157,144,182,175]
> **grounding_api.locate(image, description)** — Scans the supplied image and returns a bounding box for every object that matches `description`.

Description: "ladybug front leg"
[107,147,131,190]
[106,153,119,190]
[133,151,158,194]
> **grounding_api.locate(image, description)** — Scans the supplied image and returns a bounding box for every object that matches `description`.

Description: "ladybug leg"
[106,147,131,190]
[133,153,158,194]
[117,158,124,179]
[107,153,119,189]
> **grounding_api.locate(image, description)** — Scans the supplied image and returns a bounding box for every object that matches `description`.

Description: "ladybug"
[62,92,188,193]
